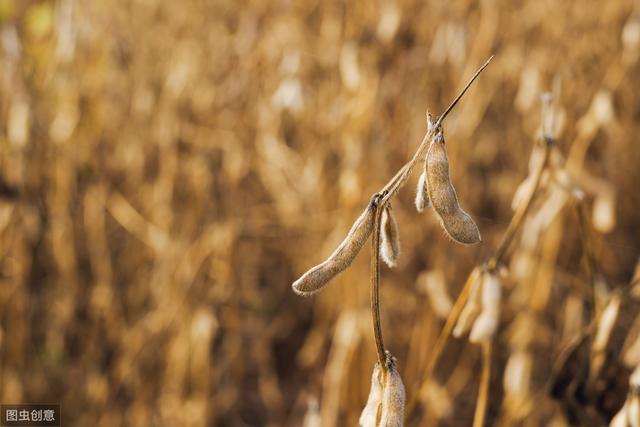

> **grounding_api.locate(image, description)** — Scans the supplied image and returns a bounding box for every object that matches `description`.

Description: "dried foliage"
[1,1,640,426]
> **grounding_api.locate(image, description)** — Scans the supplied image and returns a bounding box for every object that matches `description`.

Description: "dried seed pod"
[380,205,401,268]
[610,402,629,427]
[416,269,452,319]
[470,272,501,343]
[591,293,621,380]
[480,272,502,312]
[511,142,551,210]
[303,396,321,427]
[380,354,405,427]
[359,362,383,427]
[593,293,621,352]
[503,350,532,397]
[426,131,481,245]
[593,192,616,234]
[469,311,498,343]
[415,171,430,212]
[292,196,377,296]
[453,268,483,338]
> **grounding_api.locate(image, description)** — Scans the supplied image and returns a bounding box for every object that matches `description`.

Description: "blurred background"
[1,0,640,426]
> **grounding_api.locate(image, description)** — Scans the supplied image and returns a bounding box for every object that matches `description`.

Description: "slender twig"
[488,95,555,269]
[403,266,483,420]
[575,202,599,317]
[380,56,494,207]
[488,138,551,270]
[370,194,387,366]
[472,341,492,427]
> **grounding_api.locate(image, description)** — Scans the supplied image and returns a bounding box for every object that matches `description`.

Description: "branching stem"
[368,56,494,369]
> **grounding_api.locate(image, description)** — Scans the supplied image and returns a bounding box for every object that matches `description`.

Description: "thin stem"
[472,341,492,427]
[370,197,386,366]
[575,202,598,317]
[404,267,482,420]
[436,55,494,128]
[425,267,481,380]
[488,138,551,270]
[380,56,493,207]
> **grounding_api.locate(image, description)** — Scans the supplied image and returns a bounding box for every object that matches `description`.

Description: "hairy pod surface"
[425,133,481,244]
[359,362,384,427]
[380,355,405,427]
[415,171,430,212]
[292,196,377,295]
[380,205,401,268]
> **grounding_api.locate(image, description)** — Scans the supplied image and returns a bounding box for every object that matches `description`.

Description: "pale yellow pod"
[426,133,481,245]
[359,362,383,427]
[292,197,376,296]
[469,310,499,343]
[380,205,401,268]
[380,355,405,427]
[481,272,502,313]
[415,171,430,212]
[453,268,483,338]
[469,272,501,343]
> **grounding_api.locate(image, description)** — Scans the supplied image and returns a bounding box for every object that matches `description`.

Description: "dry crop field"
[1,0,640,426]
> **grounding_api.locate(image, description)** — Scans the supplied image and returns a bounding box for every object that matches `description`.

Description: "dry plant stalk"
[291,57,494,424]
[292,57,492,369]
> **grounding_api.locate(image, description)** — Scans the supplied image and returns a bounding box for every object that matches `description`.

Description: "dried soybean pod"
[359,361,383,427]
[380,354,405,427]
[426,129,481,245]
[453,268,483,338]
[469,272,501,343]
[469,311,498,343]
[380,205,401,268]
[292,195,378,296]
[415,171,430,212]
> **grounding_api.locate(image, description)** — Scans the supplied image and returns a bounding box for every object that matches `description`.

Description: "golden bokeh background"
[1,0,640,426]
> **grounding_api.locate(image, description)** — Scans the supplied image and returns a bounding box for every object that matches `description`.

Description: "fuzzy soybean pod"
[426,131,481,245]
[359,362,384,427]
[379,355,406,427]
[469,272,502,343]
[292,195,378,296]
[415,171,430,212]
[380,205,401,268]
